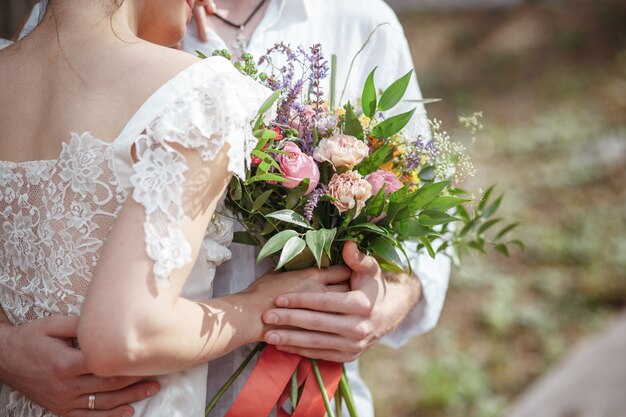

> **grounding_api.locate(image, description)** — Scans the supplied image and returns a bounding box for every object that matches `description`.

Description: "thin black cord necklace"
[211,0,269,55]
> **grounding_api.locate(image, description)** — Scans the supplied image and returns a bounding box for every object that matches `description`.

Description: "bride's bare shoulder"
[113,42,203,95]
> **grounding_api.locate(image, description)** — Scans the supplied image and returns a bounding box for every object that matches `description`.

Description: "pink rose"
[327,171,373,216]
[289,105,316,137]
[365,170,403,196]
[313,134,370,169]
[278,141,320,195]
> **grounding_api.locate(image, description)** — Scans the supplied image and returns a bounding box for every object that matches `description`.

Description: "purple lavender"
[276,80,303,124]
[303,185,327,221]
[307,44,329,113]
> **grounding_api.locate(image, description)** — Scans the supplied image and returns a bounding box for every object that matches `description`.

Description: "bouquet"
[204,45,520,417]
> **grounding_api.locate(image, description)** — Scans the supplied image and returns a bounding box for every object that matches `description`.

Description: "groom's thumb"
[342,241,379,274]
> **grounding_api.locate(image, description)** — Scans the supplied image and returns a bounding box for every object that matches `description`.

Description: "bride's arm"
[78,144,349,377]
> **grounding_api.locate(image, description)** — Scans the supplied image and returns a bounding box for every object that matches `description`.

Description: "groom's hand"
[261,241,422,362]
[0,315,160,417]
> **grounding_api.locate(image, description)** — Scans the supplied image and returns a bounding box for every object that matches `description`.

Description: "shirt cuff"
[380,245,451,349]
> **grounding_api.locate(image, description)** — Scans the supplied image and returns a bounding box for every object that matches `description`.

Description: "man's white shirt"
[184,1,451,416]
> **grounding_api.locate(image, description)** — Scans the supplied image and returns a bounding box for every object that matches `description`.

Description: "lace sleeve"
[123,63,271,287]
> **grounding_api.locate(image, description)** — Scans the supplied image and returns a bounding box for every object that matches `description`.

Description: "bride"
[0,1,352,416]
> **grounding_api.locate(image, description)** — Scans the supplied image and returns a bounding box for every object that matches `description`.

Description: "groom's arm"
[0,316,159,417]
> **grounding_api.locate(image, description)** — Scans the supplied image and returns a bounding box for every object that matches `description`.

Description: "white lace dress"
[0,56,270,417]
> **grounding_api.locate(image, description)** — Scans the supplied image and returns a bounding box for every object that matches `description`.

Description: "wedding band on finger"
[88,394,96,410]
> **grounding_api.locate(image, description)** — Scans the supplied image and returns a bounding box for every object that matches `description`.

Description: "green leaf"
[371,108,416,139]
[397,218,435,238]
[356,144,394,176]
[257,89,281,115]
[362,67,378,118]
[229,177,242,201]
[424,196,469,211]
[418,165,436,181]
[378,70,413,112]
[276,237,307,270]
[495,222,520,240]
[409,181,449,211]
[478,185,495,213]
[370,237,405,273]
[363,187,386,217]
[246,173,288,184]
[403,98,442,105]
[257,230,299,263]
[478,218,502,235]
[266,209,312,229]
[495,243,509,257]
[320,228,337,258]
[348,222,388,236]
[419,210,460,226]
[510,239,525,251]
[251,190,273,212]
[344,102,364,140]
[455,204,470,221]
[419,236,436,258]
[232,231,258,246]
[482,195,503,219]
[305,230,327,268]
[389,184,412,203]
[252,129,279,140]
[285,181,309,210]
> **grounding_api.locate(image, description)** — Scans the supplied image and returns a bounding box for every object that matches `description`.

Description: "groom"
[0,1,450,416]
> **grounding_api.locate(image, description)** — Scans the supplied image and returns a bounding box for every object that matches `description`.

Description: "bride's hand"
[0,316,160,417]
[241,265,351,340]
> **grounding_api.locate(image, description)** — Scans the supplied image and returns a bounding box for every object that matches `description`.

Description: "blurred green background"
[2,0,625,416]
[362,1,626,416]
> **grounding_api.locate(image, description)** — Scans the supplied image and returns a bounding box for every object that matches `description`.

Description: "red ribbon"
[225,346,343,417]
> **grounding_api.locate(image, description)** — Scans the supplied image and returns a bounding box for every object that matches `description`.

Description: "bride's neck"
[28,0,141,49]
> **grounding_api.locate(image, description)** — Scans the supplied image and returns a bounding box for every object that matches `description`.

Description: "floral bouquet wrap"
[203,45,520,417]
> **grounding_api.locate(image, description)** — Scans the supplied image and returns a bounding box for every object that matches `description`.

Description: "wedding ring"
[88,394,96,410]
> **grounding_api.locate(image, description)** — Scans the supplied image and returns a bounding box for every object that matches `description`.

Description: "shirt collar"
[263,0,309,31]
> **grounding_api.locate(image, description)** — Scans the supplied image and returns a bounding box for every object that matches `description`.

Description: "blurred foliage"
[361,0,626,416]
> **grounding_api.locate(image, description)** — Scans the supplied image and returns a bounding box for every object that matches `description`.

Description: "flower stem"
[205,343,266,416]
[290,369,299,409]
[311,359,336,417]
[335,388,343,417]
[339,365,359,417]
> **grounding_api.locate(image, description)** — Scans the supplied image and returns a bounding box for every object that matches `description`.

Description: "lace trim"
[128,69,270,287]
